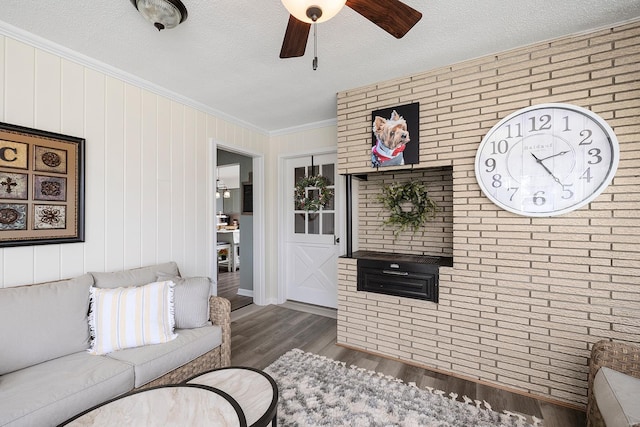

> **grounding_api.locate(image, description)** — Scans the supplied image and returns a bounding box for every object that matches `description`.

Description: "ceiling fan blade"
[280,15,311,58]
[346,0,422,39]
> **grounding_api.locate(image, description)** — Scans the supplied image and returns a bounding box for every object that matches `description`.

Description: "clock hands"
[539,151,570,162]
[530,152,564,186]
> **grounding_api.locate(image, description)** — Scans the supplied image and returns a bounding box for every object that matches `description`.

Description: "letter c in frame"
[0,141,28,169]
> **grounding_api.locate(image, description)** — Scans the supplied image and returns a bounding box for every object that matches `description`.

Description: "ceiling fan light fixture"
[130,0,188,31]
[281,0,347,24]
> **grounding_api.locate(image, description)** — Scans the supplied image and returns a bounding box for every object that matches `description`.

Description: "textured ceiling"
[1,1,639,134]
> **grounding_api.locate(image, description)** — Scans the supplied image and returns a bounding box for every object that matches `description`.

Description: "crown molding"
[269,118,337,137]
[0,20,269,136]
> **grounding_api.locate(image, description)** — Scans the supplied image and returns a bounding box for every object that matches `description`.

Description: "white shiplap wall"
[0,35,269,287]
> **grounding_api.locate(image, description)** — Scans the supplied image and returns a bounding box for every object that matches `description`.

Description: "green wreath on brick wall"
[294,175,334,212]
[378,181,438,235]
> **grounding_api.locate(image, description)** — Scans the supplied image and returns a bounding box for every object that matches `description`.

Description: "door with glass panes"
[284,153,340,308]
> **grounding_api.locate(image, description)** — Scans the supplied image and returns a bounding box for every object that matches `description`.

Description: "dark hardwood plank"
[231,304,586,426]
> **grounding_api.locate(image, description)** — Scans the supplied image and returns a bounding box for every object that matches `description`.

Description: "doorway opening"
[216,149,254,311]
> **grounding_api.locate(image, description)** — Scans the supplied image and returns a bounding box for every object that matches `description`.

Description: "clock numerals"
[528,185,574,206]
[490,140,509,155]
[492,174,502,188]
[579,129,593,145]
[561,184,574,200]
[533,191,546,206]
[505,123,522,139]
[588,148,602,164]
[580,167,593,183]
[508,186,519,202]
[485,158,496,172]
[529,114,552,132]
[562,115,571,132]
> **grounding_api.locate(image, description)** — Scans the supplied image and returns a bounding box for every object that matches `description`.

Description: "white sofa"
[0,262,231,427]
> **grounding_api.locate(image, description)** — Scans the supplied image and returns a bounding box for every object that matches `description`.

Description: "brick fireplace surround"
[336,20,640,408]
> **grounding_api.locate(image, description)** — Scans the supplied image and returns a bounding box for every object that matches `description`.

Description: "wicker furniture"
[587,340,640,427]
[135,295,232,390]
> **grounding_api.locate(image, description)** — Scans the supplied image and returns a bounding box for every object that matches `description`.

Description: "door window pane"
[322,213,334,235]
[294,213,305,234]
[322,164,335,185]
[294,167,305,209]
[324,192,335,210]
[292,158,336,237]
[308,213,319,234]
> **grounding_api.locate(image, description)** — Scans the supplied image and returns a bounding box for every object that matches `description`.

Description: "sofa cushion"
[594,366,640,427]
[0,351,134,427]
[157,272,212,329]
[106,325,222,388]
[88,281,177,355]
[90,261,180,289]
[0,274,93,375]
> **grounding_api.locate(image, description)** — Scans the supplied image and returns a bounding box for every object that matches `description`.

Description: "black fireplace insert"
[356,252,450,303]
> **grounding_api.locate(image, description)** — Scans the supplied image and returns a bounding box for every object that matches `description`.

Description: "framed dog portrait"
[371,102,420,168]
[0,122,84,247]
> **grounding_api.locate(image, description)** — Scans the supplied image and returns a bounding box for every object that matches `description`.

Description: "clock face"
[475,103,619,217]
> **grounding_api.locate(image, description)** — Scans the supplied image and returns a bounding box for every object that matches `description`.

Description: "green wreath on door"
[294,175,333,212]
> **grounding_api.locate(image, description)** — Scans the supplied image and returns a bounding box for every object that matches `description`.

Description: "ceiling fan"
[279,0,423,59]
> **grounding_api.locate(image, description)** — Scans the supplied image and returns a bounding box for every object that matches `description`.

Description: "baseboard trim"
[280,300,337,319]
[237,288,254,298]
[335,342,586,413]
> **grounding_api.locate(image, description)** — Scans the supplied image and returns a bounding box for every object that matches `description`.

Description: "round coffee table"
[186,367,278,427]
[59,384,247,426]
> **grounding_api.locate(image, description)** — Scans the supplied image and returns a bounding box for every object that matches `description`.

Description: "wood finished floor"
[231,304,586,427]
[217,269,253,311]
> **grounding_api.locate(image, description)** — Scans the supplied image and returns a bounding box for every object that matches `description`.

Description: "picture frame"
[371,102,420,168]
[0,122,84,247]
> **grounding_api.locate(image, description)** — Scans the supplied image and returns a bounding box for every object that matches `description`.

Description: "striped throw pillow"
[88,280,177,355]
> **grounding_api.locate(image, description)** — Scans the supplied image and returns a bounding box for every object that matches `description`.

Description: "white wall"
[0,35,269,287]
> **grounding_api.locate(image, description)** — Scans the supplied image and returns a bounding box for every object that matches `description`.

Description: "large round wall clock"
[474,103,619,217]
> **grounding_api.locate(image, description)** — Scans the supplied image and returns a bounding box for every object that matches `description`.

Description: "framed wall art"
[371,102,420,168]
[0,122,84,247]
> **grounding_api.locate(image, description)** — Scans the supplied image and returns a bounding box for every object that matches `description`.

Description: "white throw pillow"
[88,280,177,355]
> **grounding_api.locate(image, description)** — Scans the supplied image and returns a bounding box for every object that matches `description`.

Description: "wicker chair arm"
[589,341,640,384]
[587,340,640,427]
[209,295,231,367]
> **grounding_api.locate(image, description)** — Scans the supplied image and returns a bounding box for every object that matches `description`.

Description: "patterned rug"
[265,349,542,427]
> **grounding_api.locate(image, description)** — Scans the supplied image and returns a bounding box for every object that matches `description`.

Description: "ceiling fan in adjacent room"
[279,0,423,60]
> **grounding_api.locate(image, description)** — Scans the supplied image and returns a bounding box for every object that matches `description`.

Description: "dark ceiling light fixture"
[130,0,188,31]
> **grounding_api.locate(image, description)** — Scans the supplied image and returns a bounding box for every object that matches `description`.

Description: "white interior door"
[284,153,341,308]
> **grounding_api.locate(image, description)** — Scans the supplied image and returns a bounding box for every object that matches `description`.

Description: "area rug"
[264,349,542,427]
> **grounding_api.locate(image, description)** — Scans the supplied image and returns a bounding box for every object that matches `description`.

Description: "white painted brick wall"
[337,20,640,407]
